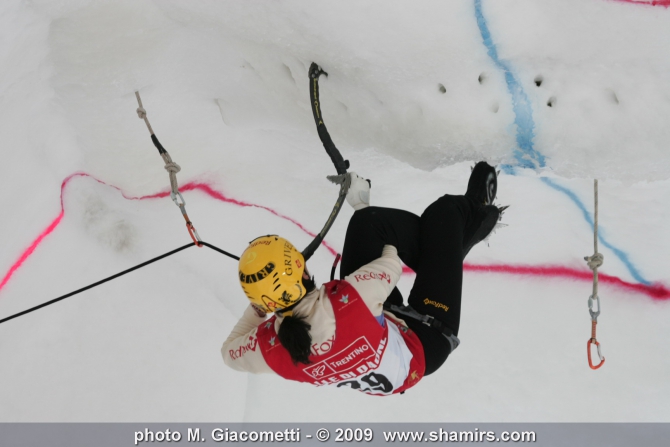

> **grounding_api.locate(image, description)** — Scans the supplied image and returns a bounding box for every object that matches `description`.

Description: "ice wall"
[0,0,669,422]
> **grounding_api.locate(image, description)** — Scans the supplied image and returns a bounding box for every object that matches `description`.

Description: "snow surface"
[0,0,669,422]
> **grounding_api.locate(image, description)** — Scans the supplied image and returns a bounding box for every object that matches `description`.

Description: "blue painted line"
[540,178,651,285]
[474,0,545,169]
[474,0,651,286]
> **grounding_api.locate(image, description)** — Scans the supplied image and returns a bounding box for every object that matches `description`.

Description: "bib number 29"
[337,372,393,393]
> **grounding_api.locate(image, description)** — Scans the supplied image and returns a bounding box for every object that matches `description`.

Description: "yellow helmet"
[238,235,307,313]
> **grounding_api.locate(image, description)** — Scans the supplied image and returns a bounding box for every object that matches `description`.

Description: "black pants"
[340,194,481,376]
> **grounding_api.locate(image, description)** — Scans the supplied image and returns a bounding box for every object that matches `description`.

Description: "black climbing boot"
[462,204,508,259]
[465,162,497,205]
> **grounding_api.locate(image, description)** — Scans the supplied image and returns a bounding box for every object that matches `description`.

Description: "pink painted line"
[179,182,339,257]
[1,172,667,302]
[613,0,670,7]
[0,173,337,294]
[401,264,670,301]
[0,212,63,291]
[134,181,338,257]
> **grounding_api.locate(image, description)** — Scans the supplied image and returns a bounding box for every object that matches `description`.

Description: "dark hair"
[276,273,317,365]
[277,314,312,365]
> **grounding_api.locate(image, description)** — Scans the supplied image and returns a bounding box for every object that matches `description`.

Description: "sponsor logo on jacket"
[229,335,258,360]
[311,334,336,356]
[302,336,387,385]
[353,271,391,284]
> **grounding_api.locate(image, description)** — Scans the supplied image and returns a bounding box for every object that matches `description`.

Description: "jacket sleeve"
[344,245,403,317]
[221,305,273,373]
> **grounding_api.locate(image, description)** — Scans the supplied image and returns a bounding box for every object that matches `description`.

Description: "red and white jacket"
[222,245,425,395]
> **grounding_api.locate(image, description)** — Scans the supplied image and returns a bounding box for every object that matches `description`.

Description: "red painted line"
[0,212,63,291]
[135,181,338,257]
[613,0,670,7]
[401,264,670,300]
[179,182,338,257]
[1,172,668,302]
[0,173,337,294]
[464,264,670,300]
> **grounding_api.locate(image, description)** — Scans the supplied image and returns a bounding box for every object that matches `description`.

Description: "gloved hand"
[327,172,371,210]
[345,172,371,210]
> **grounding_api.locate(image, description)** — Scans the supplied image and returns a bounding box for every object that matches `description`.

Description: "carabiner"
[171,190,186,208]
[179,208,202,247]
[587,338,605,370]
[588,294,601,321]
[186,222,202,247]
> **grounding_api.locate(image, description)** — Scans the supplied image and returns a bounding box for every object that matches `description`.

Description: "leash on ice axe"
[585,179,605,370]
[301,63,352,264]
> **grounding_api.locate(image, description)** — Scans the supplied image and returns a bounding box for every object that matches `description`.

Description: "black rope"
[0,94,243,327]
[0,241,239,326]
[200,241,239,260]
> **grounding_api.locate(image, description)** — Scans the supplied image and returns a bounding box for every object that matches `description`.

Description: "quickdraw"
[584,179,605,370]
[134,69,350,265]
[134,92,202,247]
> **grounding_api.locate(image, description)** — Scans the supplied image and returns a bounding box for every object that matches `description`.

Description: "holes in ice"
[606,89,620,105]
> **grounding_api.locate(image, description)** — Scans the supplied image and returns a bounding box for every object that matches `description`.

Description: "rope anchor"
[134,91,202,246]
[585,179,605,370]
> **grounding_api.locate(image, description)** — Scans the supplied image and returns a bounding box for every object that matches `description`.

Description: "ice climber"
[222,162,506,395]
